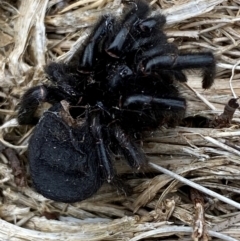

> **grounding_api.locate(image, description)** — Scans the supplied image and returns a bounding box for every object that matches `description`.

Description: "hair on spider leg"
[17,0,216,203]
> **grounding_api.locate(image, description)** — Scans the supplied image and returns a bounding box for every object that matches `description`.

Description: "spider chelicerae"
[18,0,215,202]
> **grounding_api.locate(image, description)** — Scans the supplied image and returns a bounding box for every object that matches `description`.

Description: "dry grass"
[0,0,240,240]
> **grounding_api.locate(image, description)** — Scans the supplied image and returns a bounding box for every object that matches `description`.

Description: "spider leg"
[142,52,215,89]
[118,94,186,129]
[127,15,167,54]
[106,63,133,92]
[138,16,166,32]
[89,116,134,194]
[123,95,186,110]
[18,85,66,125]
[110,124,147,169]
[46,62,84,96]
[78,15,114,72]
[106,0,150,57]
[89,111,114,182]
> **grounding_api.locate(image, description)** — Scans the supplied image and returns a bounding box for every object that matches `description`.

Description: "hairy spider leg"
[18,86,47,125]
[46,62,85,97]
[78,15,115,72]
[123,95,186,110]
[106,0,150,57]
[125,15,167,57]
[18,85,67,125]
[138,16,166,32]
[143,52,215,89]
[121,94,186,128]
[106,63,133,92]
[89,111,114,182]
[110,124,147,169]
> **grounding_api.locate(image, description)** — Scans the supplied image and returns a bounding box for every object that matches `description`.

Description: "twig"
[183,83,216,110]
[149,162,240,210]
[129,226,238,241]
[229,59,240,98]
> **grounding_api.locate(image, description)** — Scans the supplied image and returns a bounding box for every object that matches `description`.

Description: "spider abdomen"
[29,104,103,202]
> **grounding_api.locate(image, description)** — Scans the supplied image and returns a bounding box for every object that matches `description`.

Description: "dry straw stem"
[1,0,240,240]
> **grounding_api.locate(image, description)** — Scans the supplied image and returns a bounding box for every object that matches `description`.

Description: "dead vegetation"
[0,0,240,240]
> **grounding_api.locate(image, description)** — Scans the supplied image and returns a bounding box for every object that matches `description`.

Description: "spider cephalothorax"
[18,0,215,202]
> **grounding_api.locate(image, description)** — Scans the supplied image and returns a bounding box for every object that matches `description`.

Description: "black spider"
[18,0,215,203]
